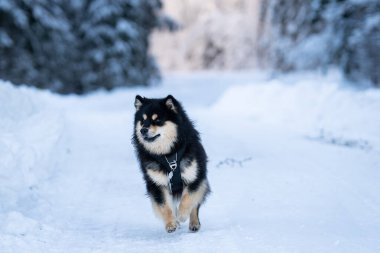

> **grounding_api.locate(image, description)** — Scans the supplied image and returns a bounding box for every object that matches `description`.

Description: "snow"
[1,72,380,252]
[0,81,64,214]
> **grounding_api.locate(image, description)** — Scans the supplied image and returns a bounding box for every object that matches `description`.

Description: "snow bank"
[0,80,65,214]
[212,72,380,151]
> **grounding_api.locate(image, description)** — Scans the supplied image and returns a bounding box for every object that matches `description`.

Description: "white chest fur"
[146,162,168,186]
[180,159,198,184]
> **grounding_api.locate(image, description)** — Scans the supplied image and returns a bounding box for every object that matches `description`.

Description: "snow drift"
[212,72,380,152]
[0,80,65,215]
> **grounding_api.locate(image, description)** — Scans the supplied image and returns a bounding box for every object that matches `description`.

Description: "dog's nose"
[140,128,148,135]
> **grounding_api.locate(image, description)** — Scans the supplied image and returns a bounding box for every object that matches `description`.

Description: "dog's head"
[134,95,179,155]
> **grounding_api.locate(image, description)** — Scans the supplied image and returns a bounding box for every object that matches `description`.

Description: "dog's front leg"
[177,189,193,223]
[178,180,208,224]
[152,188,177,233]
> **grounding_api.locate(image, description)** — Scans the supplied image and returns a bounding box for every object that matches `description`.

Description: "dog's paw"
[165,222,177,233]
[189,221,201,232]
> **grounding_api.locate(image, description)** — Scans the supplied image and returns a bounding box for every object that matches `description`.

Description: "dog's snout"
[140,128,148,135]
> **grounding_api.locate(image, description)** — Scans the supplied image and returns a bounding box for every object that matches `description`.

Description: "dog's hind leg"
[189,205,201,232]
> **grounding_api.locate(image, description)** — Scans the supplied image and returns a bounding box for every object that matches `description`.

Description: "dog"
[132,95,210,233]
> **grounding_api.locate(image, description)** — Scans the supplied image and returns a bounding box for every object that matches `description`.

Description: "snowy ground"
[1,72,380,252]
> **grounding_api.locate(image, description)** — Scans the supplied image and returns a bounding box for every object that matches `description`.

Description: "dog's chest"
[146,159,198,186]
[180,159,198,184]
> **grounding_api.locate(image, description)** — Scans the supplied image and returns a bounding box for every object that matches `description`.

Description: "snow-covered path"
[1,72,380,252]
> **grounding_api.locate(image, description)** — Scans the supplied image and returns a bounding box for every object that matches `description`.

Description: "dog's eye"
[155,119,162,125]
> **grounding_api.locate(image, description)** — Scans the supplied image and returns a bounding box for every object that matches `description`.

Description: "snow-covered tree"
[258,0,380,87]
[0,0,162,94]
[152,0,379,87]
[0,0,69,90]
[150,0,261,71]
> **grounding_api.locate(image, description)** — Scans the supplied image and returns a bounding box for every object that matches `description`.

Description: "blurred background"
[1,0,379,94]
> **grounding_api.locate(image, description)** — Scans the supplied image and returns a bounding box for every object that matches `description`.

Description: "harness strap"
[154,146,186,194]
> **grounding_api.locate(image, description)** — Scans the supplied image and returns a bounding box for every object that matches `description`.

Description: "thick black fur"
[132,95,210,231]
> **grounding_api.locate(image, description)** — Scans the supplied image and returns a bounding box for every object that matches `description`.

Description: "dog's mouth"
[143,134,161,142]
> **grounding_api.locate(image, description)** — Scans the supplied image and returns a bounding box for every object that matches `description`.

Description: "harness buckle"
[168,161,177,170]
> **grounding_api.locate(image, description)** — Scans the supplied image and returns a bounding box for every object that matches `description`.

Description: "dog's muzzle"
[140,127,160,142]
[140,127,148,135]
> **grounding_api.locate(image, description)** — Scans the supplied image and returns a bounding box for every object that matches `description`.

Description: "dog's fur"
[132,95,210,233]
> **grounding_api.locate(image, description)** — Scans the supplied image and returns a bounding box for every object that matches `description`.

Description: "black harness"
[154,146,186,194]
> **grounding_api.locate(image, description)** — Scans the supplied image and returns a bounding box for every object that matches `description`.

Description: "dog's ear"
[165,95,177,113]
[135,95,144,111]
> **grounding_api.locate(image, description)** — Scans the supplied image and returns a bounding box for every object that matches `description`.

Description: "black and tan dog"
[132,95,210,233]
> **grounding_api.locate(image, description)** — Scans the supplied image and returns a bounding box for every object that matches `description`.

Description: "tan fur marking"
[178,180,208,222]
[189,207,201,231]
[143,114,147,120]
[152,114,158,120]
[190,207,199,224]
[178,192,192,222]
[152,201,176,231]
[151,188,176,232]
